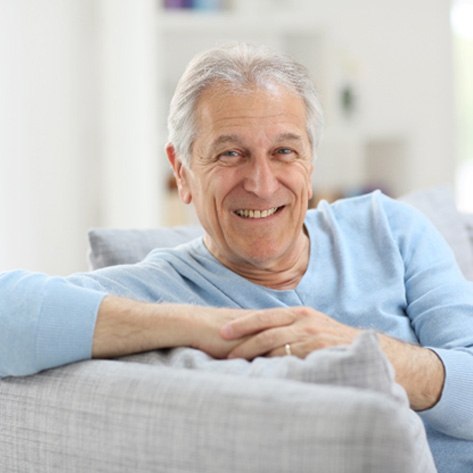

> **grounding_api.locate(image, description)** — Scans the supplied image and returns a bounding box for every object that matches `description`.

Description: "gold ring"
[284,343,292,356]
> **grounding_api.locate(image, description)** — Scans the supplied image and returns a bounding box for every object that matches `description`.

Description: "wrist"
[93,297,197,358]
[378,334,445,410]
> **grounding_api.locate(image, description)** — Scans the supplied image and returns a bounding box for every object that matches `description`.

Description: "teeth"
[235,207,279,219]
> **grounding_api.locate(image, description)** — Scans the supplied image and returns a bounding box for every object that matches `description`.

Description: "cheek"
[285,164,313,199]
[193,175,227,220]
[307,175,313,200]
[210,171,240,202]
[300,163,314,200]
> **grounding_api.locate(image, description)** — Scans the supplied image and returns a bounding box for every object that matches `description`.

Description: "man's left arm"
[219,306,444,411]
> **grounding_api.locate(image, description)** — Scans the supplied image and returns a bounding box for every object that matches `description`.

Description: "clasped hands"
[198,306,361,360]
[193,305,445,411]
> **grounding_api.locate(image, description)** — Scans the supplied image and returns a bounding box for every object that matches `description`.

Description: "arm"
[219,306,444,411]
[0,269,250,377]
[0,270,105,377]
[377,332,445,411]
[93,295,249,360]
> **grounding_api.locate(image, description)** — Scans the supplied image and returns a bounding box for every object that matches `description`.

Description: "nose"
[242,155,280,199]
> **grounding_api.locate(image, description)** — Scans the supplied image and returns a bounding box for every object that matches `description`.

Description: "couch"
[1,186,471,473]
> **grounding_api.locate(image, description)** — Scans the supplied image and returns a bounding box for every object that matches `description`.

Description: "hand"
[186,305,257,359]
[219,306,361,359]
[219,305,445,410]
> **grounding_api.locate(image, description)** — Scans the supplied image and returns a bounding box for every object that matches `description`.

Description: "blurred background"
[0,0,472,274]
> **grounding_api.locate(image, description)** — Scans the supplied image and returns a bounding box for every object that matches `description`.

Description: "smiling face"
[167,84,314,284]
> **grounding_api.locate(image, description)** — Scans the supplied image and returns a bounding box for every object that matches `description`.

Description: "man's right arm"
[92,295,247,360]
[0,270,249,378]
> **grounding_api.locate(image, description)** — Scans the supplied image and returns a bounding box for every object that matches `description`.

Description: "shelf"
[157,8,322,33]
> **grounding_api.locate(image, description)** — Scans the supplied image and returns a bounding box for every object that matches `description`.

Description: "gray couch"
[1,187,471,473]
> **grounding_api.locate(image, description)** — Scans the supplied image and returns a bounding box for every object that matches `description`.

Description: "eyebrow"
[274,132,304,143]
[211,132,304,148]
[211,134,241,148]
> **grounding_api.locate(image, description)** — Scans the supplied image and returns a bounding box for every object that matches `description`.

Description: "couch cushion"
[88,225,203,269]
[463,213,473,257]
[0,332,436,473]
[399,186,473,280]
[121,331,406,403]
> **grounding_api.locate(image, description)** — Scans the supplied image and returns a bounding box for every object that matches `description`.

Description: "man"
[1,43,472,471]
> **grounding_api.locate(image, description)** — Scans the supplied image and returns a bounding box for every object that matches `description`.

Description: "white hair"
[167,42,324,166]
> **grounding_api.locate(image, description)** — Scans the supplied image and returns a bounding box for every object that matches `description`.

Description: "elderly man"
[0,43,472,472]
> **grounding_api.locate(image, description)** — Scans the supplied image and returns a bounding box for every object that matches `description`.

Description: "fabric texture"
[121,331,406,402]
[0,332,435,473]
[88,225,203,269]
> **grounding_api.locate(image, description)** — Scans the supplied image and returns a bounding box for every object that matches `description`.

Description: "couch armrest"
[0,359,435,473]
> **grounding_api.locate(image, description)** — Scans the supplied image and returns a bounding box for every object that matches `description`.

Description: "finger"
[227,326,292,359]
[266,343,297,358]
[220,308,296,340]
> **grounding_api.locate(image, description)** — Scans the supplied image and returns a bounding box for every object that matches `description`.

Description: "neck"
[206,231,311,291]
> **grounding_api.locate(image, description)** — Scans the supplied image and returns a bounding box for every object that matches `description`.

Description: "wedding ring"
[284,343,292,356]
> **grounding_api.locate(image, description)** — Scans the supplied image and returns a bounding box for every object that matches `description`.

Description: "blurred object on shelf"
[163,0,189,9]
[162,0,226,11]
[193,0,225,10]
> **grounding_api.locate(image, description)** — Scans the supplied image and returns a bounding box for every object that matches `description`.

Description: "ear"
[166,143,192,204]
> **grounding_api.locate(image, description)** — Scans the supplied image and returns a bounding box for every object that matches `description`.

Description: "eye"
[276,148,293,155]
[274,147,297,161]
[216,149,245,164]
[220,150,240,158]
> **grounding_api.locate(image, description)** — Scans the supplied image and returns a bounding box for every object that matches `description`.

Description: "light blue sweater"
[1,191,472,471]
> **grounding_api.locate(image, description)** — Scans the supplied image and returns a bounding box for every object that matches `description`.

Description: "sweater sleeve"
[382,194,473,440]
[421,348,473,440]
[0,270,107,377]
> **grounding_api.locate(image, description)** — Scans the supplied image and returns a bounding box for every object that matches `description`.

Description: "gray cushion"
[463,213,473,258]
[88,225,203,269]
[121,331,407,402]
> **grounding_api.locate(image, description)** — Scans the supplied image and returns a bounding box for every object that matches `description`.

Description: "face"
[167,84,314,274]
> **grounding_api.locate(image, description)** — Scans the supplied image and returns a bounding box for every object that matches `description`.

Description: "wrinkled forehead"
[196,80,300,108]
[194,83,307,127]
[189,84,312,162]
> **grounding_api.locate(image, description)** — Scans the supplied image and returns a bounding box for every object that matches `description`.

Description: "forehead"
[194,84,308,138]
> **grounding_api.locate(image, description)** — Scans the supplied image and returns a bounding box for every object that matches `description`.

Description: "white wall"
[98,0,163,229]
[0,0,101,273]
[0,0,162,274]
[305,0,455,196]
